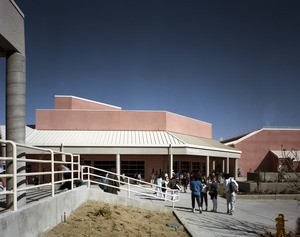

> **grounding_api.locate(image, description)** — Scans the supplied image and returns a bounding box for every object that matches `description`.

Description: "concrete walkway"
[118,186,299,236]
[173,191,298,236]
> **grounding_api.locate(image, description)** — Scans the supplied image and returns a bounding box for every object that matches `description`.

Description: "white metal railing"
[81,165,180,208]
[0,139,80,211]
[0,139,180,212]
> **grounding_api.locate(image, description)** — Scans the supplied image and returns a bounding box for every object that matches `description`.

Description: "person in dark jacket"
[209,175,219,212]
[106,168,120,195]
[190,174,203,213]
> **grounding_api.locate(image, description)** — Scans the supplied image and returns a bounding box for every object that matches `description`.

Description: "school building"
[223,128,300,177]
[8,95,240,181]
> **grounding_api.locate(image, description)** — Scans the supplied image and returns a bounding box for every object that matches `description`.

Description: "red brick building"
[223,128,300,177]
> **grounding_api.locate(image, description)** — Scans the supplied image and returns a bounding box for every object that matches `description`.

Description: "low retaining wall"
[237,194,300,200]
[238,181,299,193]
[0,187,170,237]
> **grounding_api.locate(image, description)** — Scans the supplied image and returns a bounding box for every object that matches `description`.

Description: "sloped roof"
[270,150,299,159]
[1,125,240,158]
[169,132,240,153]
[0,125,36,140]
[26,130,185,146]
[224,127,300,146]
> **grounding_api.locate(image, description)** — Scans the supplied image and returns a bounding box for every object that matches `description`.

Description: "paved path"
[118,186,299,236]
[173,191,299,236]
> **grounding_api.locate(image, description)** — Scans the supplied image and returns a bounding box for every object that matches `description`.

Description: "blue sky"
[1,0,300,140]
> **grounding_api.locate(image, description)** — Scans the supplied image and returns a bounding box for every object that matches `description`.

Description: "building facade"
[223,128,300,177]
[21,95,241,181]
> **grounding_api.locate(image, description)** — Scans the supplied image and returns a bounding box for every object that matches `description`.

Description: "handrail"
[0,139,81,211]
[0,139,180,212]
[81,165,180,208]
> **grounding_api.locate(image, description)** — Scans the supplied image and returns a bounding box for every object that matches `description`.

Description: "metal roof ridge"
[165,131,187,145]
[224,128,263,146]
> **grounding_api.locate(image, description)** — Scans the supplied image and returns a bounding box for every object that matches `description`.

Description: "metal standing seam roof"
[0,125,36,140]
[1,126,241,156]
[169,132,241,153]
[26,129,186,147]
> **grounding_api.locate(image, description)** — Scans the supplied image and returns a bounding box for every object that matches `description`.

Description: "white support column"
[212,159,215,171]
[234,159,238,180]
[116,154,121,177]
[222,159,225,173]
[169,145,173,178]
[226,157,230,174]
[206,156,210,178]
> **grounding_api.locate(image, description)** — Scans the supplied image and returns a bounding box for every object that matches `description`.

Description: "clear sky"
[1,0,300,140]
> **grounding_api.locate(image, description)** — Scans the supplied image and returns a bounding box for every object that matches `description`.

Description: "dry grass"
[41,201,189,237]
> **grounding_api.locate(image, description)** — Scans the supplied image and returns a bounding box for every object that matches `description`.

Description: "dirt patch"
[41,201,189,237]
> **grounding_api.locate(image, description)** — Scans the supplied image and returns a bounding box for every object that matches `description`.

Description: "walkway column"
[206,156,210,178]
[6,52,26,208]
[169,145,173,178]
[116,154,121,176]
[234,159,238,180]
[222,159,225,173]
[212,159,215,171]
[226,157,230,174]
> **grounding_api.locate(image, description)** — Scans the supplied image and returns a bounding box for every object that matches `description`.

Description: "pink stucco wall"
[55,96,121,111]
[36,96,212,138]
[234,129,300,176]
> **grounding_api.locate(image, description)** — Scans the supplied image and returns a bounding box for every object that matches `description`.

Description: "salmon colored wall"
[36,110,167,131]
[55,96,121,111]
[36,110,211,138]
[235,129,300,176]
[166,112,212,138]
[36,96,212,138]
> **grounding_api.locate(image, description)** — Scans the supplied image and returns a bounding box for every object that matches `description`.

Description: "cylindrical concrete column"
[6,52,26,208]
[6,52,26,143]
[206,156,210,179]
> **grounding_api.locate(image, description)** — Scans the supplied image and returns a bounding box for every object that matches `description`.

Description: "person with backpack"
[223,173,239,215]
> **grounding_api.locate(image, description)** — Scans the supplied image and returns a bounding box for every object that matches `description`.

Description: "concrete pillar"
[222,159,225,173]
[206,156,210,178]
[212,159,215,171]
[169,145,173,178]
[116,154,120,176]
[6,52,26,143]
[234,159,238,180]
[226,157,230,174]
[6,52,26,208]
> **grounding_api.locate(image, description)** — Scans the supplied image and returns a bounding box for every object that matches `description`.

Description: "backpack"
[229,179,237,193]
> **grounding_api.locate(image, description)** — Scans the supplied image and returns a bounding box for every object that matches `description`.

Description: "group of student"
[190,172,239,215]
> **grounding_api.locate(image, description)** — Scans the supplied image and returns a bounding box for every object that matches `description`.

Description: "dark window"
[121,161,144,178]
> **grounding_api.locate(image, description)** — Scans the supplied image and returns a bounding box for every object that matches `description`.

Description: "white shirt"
[224,178,239,192]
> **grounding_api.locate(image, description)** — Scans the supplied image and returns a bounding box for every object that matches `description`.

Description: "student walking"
[224,173,239,215]
[209,176,219,212]
[200,177,208,211]
[190,174,203,213]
